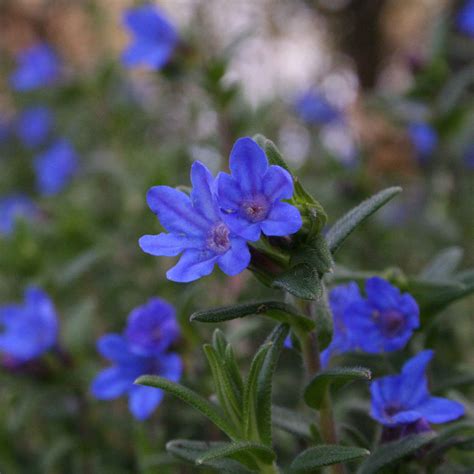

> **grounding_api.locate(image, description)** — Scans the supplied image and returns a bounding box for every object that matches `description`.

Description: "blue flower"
[0,287,58,363]
[408,122,437,163]
[370,350,464,429]
[295,90,341,125]
[122,5,178,70]
[10,43,60,91]
[139,161,251,282]
[0,116,11,143]
[91,335,182,420]
[347,277,419,353]
[16,106,54,148]
[216,137,302,241]
[321,282,363,366]
[457,0,474,37]
[124,297,180,355]
[462,144,474,169]
[34,139,79,196]
[0,194,39,236]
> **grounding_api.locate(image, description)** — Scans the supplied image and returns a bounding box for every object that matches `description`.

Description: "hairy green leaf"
[290,444,370,472]
[191,300,315,332]
[272,263,322,300]
[196,441,275,466]
[304,367,371,409]
[272,405,313,439]
[135,376,239,439]
[326,187,402,254]
[357,433,437,474]
[419,246,463,280]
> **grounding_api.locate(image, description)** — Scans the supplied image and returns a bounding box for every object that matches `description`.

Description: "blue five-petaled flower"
[122,4,178,70]
[217,137,302,241]
[294,90,341,125]
[0,287,58,363]
[16,106,54,149]
[371,350,464,431]
[10,43,61,91]
[408,122,438,164]
[91,297,182,420]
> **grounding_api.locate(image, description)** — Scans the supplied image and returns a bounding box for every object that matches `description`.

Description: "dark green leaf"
[191,301,315,332]
[272,405,313,439]
[326,187,402,255]
[357,433,437,474]
[419,246,463,280]
[135,376,239,438]
[196,441,275,466]
[290,445,370,472]
[272,263,322,301]
[304,367,371,409]
[166,440,255,474]
[290,237,334,276]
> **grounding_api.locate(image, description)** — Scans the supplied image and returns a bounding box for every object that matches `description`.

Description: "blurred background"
[0,0,473,472]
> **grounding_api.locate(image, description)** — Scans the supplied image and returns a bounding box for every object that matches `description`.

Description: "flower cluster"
[370,350,464,438]
[91,297,182,420]
[0,287,58,363]
[321,277,419,366]
[122,5,178,71]
[140,137,302,282]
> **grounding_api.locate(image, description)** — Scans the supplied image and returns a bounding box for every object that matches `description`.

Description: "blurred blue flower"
[122,5,178,70]
[16,106,54,148]
[295,90,340,125]
[34,139,79,196]
[139,161,251,282]
[217,137,302,241]
[0,194,39,235]
[0,116,11,143]
[457,0,474,37]
[370,350,464,430]
[408,122,438,163]
[124,297,180,355]
[463,144,474,169]
[348,277,419,353]
[0,287,58,363]
[321,282,363,366]
[10,43,61,91]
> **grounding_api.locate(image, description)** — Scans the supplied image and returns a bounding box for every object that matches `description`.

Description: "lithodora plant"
[133,135,472,473]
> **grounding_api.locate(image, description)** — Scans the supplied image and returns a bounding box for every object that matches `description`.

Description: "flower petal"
[365,277,401,310]
[217,238,250,276]
[216,172,242,210]
[260,201,302,236]
[190,161,219,221]
[146,186,208,235]
[139,233,201,257]
[220,212,261,241]
[416,396,465,423]
[122,41,173,69]
[166,249,218,282]
[97,334,130,362]
[128,385,164,420]
[262,165,294,200]
[91,367,132,400]
[123,5,176,41]
[392,410,422,425]
[159,353,183,382]
[229,137,268,194]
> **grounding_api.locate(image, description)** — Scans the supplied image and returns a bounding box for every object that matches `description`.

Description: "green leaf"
[166,440,256,474]
[191,300,315,332]
[290,445,370,472]
[326,187,402,255]
[419,246,463,280]
[272,405,313,439]
[196,441,275,466]
[135,376,239,439]
[272,263,322,300]
[290,237,334,276]
[243,324,289,445]
[203,344,242,433]
[304,367,372,409]
[357,433,437,474]
[254,134,291,173]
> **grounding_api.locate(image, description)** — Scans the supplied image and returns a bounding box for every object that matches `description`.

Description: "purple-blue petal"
[220,212,261,241]
[260,201,302,236]
[139,233,201,257]
[128,385,164,420]
[365,277,401,311]
[122,41,174,70]
[217,237,251,276]
[216,172,242,210]
[97,334,131,363]
[91,367,132,400]
[166,249,218,282]
[262,165,294,200]
[190,161,219,222]
[415,397,465,424]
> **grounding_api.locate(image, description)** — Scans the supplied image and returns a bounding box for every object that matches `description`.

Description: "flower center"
[206,222,231,254]
[380,310,405,337]
[240,195,269,223]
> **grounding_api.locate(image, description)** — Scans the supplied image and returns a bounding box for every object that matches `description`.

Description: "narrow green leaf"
[203,345,242,432]
[191,300,315,332]
[290,445,370,472]
[357,433,437,474]
[166,440,255,474]
[272,263,322,301]
[290,237,334,276]
[196,441,275,466]
[326,187,402,254]
[419,246,463,280]
[272,405,313,439]
[212,329,229,357]
[136,376,239,439]
[304,367,371,409]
